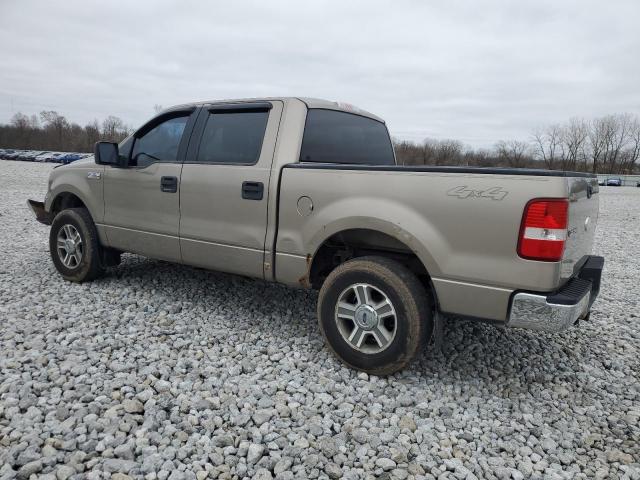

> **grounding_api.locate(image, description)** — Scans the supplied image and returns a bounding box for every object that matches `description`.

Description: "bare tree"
[437,139,465,165]
[10,112,31,130]
[588,117,607,174]
[39,111,69,150]
[393,139,424,165]
[28,114,40,129]
[40,110,68,129]
[102,116,125,141]
[611,113,635,174]
[619,117,640,174]
[532,124,563,169]
[562,118,589,171]
[84,120,101,150]
[495,140,530,168]
[421,139,437,165]
[10,113,33,148]
[417,139,466,165]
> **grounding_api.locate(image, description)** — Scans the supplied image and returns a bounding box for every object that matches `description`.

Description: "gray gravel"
[1,160,639,480]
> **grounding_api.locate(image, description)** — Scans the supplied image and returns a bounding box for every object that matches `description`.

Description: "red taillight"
[518,199,569,261]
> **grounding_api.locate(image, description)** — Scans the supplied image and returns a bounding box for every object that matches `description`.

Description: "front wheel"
[317,256,433,375]
[49,208,105,282]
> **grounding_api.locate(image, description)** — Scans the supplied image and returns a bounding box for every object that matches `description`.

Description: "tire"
[317,256,433,375]
[49,208,105,282]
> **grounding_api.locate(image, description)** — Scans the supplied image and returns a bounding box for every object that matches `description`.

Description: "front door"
[102,110,197,262]
[179,101,282,278]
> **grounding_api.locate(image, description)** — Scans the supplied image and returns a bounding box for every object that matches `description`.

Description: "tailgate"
[561,176,599,280]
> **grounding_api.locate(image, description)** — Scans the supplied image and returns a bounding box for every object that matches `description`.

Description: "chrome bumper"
[508,289,590,332]
[507,256,604,333]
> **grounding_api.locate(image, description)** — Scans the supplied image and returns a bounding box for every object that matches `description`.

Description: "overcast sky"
[1,0,638,147]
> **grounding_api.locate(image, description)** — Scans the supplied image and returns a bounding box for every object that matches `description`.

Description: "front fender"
[45,164,105,222]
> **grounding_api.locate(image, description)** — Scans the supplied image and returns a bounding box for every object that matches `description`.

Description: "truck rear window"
[299,109,395,165]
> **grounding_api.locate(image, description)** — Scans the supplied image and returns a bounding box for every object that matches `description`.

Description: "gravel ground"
[0,160,638,480]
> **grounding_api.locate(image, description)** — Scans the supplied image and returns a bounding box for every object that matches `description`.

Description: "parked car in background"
[34,152,52,162]
[59,153,83,164]
[17,151,38,161]
[1,149,90,161]
[57,153,71,164]
[43,152,62,163]
[606,177,623,186]
[0,149,86,162]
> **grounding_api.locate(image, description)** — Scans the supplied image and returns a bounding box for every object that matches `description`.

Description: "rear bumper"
[27,199,52,225]
[507,255,604,332]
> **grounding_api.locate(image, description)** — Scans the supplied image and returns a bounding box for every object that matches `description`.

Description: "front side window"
[196,110,269,164]
[299,109,395,165]
[118,134,133,165]
[131,115,189,167]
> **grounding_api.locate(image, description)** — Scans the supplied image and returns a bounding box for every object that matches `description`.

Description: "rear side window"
[196,111,269,164]
[299,109,395,165]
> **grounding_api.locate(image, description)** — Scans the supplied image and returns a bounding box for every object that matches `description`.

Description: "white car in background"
[43,152,65,163]
[34,152,52,162]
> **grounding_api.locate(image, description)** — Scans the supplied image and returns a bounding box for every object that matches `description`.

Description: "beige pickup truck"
[29,97,604,374]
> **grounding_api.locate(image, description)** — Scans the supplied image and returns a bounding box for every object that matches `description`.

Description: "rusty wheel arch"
[306,228,431,290]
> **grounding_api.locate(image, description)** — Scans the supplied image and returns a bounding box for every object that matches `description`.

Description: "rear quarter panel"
[276,167,571,321]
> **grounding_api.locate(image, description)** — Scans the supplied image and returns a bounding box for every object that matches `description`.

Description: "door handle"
[242,181,264,200]
[160,176,178,193]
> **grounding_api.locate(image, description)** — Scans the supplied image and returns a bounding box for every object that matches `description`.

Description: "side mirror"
[94,142,120,166]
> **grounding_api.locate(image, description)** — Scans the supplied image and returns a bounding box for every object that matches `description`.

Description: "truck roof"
[169,97,385,123]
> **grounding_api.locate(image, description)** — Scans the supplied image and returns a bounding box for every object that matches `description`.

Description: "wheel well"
[50,193,87,216]
[308,229,430,289]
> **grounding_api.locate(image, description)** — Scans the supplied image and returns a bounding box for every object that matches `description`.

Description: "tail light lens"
[518,199,569,261]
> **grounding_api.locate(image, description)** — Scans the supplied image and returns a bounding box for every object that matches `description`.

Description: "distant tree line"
[0,111,132,153]
[1,109,638,173]
[395,113,640,174]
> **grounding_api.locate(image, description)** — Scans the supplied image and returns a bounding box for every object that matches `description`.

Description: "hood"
[56,156,95,169]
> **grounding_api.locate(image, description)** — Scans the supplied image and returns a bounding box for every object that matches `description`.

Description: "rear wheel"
[317,256,432,375]
[49,208,105,282]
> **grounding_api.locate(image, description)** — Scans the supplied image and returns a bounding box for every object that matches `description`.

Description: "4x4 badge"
[447,186,508,201]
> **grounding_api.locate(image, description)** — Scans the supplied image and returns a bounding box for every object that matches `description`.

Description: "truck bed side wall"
[275,167,570,322]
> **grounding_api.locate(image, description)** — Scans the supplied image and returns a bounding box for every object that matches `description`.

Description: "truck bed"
[274,163,599,322]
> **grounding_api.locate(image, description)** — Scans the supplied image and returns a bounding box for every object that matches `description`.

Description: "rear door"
[179,101,283,278]
[102,108,198,261]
